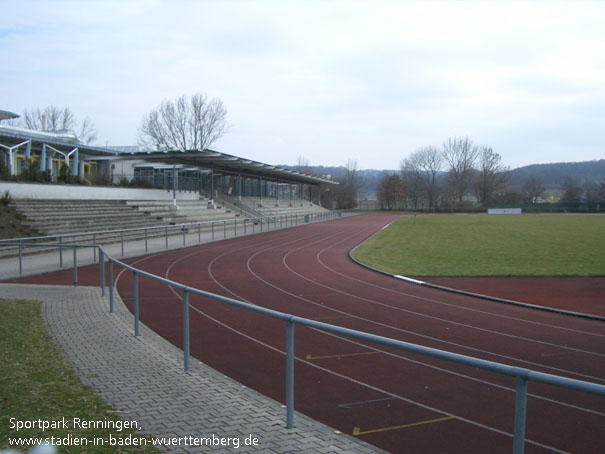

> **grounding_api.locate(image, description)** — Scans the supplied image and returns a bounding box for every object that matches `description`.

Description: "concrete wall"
[0,181,200,201]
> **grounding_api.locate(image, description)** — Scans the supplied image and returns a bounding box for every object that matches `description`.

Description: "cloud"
[2,0,604,169]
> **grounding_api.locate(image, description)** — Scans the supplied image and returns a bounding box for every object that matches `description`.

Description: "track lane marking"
[337,397,397,408]
[320,242,605,339]
[305,351,380,360]
[142,216,577,453]
[273,236,605,380]
[150,218,605,415]
[353,416,455,436]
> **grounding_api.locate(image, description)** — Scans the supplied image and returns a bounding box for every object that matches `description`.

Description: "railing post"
[93,233,97,262]
[212,222,215,240]
[183,288,190,372]
[286,318,295,429]
[72,246,78,287]
[18,240,22,275]
[513,374,529,454]
[109,259,114,313]
[133,271,139,336]
[59,236,63,268]
[145,228,148,253]
[234,219,237,237]
[183,225,186,246]
[198,223,201,243]
[165,226,169,249]
[224,220,227,239]
[99,248,105,296]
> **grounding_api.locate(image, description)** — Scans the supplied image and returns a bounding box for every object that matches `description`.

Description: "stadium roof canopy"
[0,124,333,186]
[111,149,336,186]
[0,124,122,158]
[0,110,19,121]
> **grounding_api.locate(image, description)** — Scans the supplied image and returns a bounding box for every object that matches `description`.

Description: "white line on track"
[258,229,605,379]
[164,270,573,454]
[113,218,600,453]
[195,223,603,409]
[319,247,605,339]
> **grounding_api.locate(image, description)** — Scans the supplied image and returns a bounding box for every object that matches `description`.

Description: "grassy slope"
[0,299,159,453]
[353,214,605,276]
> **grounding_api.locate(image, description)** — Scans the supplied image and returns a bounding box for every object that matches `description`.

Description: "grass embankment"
[0,299,159,453]
[353,214,605,276]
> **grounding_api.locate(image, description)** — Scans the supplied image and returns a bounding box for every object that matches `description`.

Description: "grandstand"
[0,122,335,247]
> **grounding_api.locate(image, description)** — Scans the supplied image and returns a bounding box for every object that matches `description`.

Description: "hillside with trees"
[291,145,604,212]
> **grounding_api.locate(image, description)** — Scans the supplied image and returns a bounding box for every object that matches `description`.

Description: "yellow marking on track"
[305,351,380,360]
[352,416,454,436]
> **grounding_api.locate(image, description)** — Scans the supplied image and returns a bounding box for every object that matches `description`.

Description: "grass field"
[0,299,159,453]
[353,214,605,276]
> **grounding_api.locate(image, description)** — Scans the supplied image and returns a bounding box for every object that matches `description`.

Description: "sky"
[2,0,604,170]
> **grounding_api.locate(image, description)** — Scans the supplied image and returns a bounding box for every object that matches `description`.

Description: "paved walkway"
[0,283,384,453]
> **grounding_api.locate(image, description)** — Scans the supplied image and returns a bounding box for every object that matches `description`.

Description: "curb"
[348,225,605,323]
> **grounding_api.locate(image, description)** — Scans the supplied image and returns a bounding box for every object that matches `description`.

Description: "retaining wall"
[0,181,200,201]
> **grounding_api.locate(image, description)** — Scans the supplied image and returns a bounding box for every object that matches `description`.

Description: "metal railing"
[0,210,344,266]
[3,242,604,454]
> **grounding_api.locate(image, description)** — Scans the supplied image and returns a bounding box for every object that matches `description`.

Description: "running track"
[12,213,605,453]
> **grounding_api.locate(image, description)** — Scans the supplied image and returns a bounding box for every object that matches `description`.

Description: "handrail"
[4,240,603,454]
[0,209,341,246]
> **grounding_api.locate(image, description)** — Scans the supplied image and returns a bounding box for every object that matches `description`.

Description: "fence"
[0,210,342,265]
[3,241,604,454]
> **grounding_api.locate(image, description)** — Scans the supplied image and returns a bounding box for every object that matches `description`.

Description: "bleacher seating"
[233,196,328,218]
[10,197,238,236]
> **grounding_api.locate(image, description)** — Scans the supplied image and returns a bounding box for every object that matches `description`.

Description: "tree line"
[376,137,510,210]
[374,138,604,211]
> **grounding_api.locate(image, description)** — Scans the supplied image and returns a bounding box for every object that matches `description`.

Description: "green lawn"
[0,299,159,453]
[353,214,605,276]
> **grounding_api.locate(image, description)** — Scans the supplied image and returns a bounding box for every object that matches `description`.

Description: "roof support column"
[238,174,242,203]
[172,164,177,207]
[289,184,293,207]
[210,170,215,204]
[40,144,47,171]
[0,140,30,176]
[71,149,79,177]
[259,177,263,207]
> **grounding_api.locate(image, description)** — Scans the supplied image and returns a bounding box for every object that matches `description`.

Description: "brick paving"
[0,283,385,453]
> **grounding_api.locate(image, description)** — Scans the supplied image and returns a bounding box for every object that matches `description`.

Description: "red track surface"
[9,213,605,453]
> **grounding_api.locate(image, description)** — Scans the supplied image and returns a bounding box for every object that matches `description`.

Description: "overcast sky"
[2,0,604,170]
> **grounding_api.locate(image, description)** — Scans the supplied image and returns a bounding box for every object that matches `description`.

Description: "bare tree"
[78,117,98,145]
[21,105,97,144]
[522,177,545,204]
[441,137,480,204]
[138,93,228,150]
[473,147,510,206]
[377,173,405,210]
[401,146,442,208]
